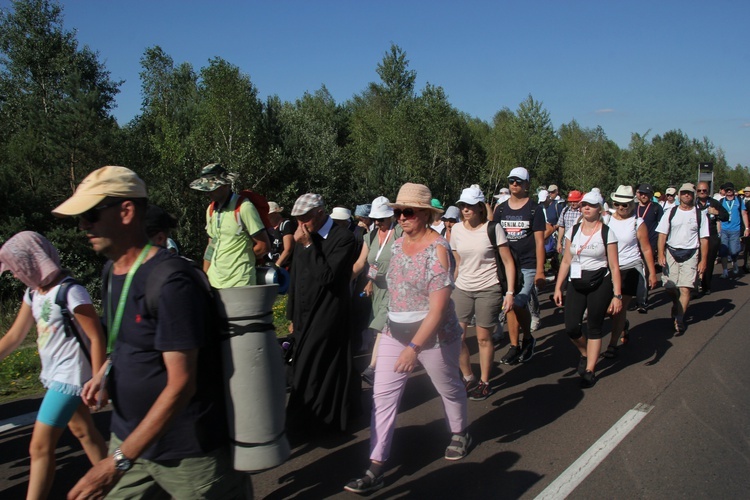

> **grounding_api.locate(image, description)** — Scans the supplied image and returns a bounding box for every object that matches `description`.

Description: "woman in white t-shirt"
[452,186,515,401]
[553,192,622,388]
[0,232,107,499]
[604,186,658,358]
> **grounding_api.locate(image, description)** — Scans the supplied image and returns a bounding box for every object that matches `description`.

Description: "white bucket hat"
[368,196,394,218]
[330,207,352,220]
[610,185,635,204]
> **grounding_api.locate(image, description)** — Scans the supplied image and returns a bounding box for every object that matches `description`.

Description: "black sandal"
[344,470,384,494]
[620,319,630,345]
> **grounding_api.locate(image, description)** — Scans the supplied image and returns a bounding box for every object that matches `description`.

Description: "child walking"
[0,231,107,499]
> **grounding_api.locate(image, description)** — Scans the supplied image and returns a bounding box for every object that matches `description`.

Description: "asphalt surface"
[2,273,749,499]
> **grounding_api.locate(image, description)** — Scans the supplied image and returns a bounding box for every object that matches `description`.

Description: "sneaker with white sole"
[520,337,536,362]
[500,345,521,365]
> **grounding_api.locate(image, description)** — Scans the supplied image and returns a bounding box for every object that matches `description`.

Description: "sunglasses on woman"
[79,200,123,224]
[393,208,418,219]
[612,202,631,208]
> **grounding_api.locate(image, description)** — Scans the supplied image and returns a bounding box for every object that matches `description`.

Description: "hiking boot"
[520,337,536,362]
[580,370,597,388]
[500,345,521,365]
[468,381,492,401]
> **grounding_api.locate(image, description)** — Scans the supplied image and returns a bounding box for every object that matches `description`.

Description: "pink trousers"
[369,334,468,463]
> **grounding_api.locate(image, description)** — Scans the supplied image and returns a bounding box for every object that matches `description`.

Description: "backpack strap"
[55,277,92,364]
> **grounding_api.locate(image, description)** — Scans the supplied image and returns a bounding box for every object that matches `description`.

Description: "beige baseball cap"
[52,166,147,216]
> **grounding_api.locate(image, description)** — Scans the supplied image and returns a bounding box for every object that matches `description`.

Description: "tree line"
[1,0,747,301]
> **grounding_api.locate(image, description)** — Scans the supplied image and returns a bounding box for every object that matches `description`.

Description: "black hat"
[724,182,735,191]
[636,183,654,196]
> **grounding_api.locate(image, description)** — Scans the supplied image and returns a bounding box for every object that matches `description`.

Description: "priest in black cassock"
[286,193,359,433]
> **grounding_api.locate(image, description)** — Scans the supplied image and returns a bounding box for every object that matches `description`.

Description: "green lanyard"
[106,243,153,354]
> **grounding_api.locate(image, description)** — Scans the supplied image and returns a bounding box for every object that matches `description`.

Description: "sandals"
[445,433,472,461]
[344,469,384,494]
[602,345,618,359]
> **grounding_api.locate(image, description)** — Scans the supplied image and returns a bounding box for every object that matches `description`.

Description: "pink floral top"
[384,236,462,346]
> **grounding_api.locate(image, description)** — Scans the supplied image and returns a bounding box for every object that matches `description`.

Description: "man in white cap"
[660,186,678,211]
[492,167,548,364]
[189,163,270,289]
[286,194,359,433]
[58,166,250,499]
[656,182,709,335]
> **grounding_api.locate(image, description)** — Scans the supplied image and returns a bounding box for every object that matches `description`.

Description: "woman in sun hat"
[452,185,515,401]
[553,191,622,388]
[602,186,658,357]
[344,183,470,494]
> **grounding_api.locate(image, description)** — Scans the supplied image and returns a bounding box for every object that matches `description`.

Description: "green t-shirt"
[205,194,265,288]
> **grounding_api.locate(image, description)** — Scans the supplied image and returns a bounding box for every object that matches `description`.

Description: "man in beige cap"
[656,182,709,335]
[286,194,358,433]
[58,166,250,499]
[190,163,270,288]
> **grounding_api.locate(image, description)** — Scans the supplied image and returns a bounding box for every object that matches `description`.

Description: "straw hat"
[389,183,444,214]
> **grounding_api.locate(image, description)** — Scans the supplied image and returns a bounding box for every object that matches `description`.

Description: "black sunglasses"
[696,189,708,193]
[508,178,525,185]
[666,193,675,197]
[680,191,694,196]
[80,200,123,224]
[612,202,631,208]
[394,208,418,219]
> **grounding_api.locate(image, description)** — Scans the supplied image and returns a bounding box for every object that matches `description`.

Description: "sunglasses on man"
[79,200,123,224]
[508,178,525,185]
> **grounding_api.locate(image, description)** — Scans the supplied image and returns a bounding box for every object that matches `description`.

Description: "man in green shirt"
[190,163,270,288]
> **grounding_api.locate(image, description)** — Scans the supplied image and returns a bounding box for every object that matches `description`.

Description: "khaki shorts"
[106,434,252,499]
[662,249,699,289]
[452,284,502,329]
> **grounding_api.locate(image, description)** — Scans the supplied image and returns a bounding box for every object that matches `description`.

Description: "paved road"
[2,275,749,499]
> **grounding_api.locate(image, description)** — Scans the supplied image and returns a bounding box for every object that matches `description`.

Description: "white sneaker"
[721,270,729,279]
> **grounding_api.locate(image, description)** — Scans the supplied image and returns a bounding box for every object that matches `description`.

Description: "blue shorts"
[719,230,741,258]
[37,388,82,428]
[514,268,538,309]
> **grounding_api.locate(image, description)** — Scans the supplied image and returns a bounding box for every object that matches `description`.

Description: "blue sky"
[31,1,750,166]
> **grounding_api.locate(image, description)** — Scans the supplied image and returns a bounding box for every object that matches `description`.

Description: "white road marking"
[535,403,654,500]
[0,411,37,433]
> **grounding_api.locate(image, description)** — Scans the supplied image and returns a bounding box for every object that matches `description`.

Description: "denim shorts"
[720,230,741,257]
[513,268,537,309]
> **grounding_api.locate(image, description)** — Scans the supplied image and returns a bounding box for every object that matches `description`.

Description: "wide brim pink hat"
[388,183,444,214]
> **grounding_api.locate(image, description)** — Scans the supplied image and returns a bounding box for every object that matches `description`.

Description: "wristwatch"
[613,294,623,300]
[408,342,422,354]
[113,447,133,472]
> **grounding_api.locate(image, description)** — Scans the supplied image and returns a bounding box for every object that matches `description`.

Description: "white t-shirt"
[565,223,618,271]
[451,221,508,290]
[23,280,93,394]
[607,216,644,269]
[656,206,710,249]
[431,220,446,236]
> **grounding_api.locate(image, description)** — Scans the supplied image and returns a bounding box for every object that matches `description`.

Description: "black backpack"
[30,277,94,363]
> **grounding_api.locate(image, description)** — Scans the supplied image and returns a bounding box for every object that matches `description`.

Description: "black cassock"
[287,221,358,431]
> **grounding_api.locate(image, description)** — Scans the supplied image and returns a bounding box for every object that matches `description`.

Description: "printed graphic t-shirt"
[493,199,547,269]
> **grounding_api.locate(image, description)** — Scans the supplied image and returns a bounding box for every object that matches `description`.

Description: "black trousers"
[564,273,613,341]
[701,234,720,291]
